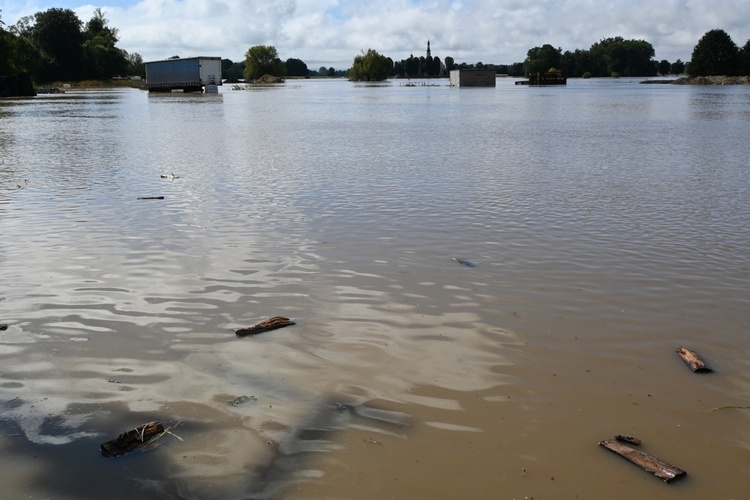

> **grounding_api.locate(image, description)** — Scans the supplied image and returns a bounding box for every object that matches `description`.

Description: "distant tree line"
[221,49,345,81]
[0,8,144,82]
[3,9,749,85]
[523,30,750,78]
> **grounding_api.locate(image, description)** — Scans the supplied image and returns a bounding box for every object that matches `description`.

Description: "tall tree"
[670,59,685,75]
[82,9,127,79]
[123,50,145,76]
[32,8,84,81]
[524,44,562,75]
[740,40,750,76]
[688,29,739,76]
[589,37,656,76]
[348,49,392,81]
[243,45,285,81]
[285,57,308,77]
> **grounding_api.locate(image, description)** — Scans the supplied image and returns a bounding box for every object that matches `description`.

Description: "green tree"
[657,59,671,75]
[740,40,750,76]
[0,10,12,75]
[82,9,127,79]
[285,57,308,77]
[670,59,685,75]
[32,8,85,81]
[327,67,335,77]
[589,37,656,76]
[524,44,562,75]
[560,49,591,77]
[124,50,145,77]
[348,48,392,81]
[243,45,285,81]
[5,17,42,77]
[444,56,455,71]
[220,59,244,80]
[688,29,739,76]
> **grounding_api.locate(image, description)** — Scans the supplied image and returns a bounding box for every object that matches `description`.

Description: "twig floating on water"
[100,421,165,457]
[137,196,165,200]
[710,405,750,412]
[676,347,712,373]
[599,438,686,482]
[235,316,295,337]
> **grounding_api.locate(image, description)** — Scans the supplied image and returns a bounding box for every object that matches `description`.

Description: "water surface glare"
[1,79,750,499]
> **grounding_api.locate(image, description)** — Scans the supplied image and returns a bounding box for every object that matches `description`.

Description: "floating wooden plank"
[101,421,165,457]
[676,347,712,373]
[235,316,295,337]
[599,438,686,482]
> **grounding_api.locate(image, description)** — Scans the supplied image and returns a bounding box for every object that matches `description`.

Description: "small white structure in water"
[449,69,496,87]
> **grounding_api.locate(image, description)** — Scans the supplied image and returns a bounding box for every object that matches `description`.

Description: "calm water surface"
[1,78,750,499]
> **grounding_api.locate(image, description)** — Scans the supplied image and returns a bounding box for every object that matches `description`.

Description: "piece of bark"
[235,316,295,337]
[599,438,686,482]
[676,347,712,373]
[101,421,165,457]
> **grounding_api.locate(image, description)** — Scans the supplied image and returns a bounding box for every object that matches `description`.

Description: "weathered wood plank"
[599,438,686,482]
[676,346,712,373]
[235,316,295,337]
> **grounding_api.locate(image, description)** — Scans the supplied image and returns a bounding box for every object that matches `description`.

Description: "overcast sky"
[3,1,749,70]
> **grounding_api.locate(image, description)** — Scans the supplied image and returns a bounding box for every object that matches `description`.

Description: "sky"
[2,1,749,70]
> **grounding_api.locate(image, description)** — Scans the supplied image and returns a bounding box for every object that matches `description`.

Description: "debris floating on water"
[100,421,165,457]
[0,323,8,331]
[235,316,295,337]
[228,395,258,406]
[160,173,180,179]
[615,435,641,446]
[599,437,686,482]
[451,257,476,267]
[676,347,712,373]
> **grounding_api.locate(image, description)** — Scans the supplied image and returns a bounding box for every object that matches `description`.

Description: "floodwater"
[1,78,750,499]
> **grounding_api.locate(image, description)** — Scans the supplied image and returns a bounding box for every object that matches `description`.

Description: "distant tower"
[426,40,431,58]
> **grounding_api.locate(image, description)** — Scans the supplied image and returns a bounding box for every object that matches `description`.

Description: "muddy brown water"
[1,80,750,498]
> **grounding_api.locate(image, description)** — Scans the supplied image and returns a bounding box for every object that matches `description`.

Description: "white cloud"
[2,0,749,69]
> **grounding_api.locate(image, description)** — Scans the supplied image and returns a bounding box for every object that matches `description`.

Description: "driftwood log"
[101,421,165,457]
[235,316,295,337]
[137,196,165,200]
[599,438,686,482]
[676,347,712,373]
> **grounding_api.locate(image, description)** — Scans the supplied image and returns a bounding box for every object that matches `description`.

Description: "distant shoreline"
[671,75,750,85]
